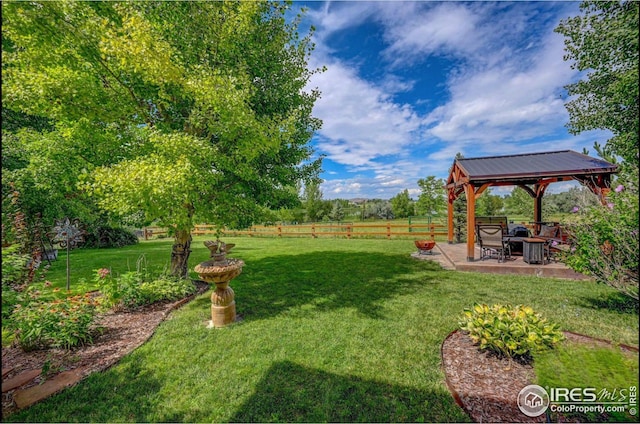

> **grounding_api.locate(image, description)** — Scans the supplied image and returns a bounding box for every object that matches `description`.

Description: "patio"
[414,242,591,280]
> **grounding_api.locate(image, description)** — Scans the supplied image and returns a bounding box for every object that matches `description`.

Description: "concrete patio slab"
[415,242,591,280]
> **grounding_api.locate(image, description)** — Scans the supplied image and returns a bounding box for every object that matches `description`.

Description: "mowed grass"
[6,237,638,422]
[535,341,639,422]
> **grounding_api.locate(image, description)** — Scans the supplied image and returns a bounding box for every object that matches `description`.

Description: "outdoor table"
[522,237,547,264]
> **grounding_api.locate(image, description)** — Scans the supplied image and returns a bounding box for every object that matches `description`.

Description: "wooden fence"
[142,222,448,240]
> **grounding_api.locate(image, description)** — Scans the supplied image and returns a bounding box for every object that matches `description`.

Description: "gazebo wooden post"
[533,183,550,234]
[534,192,543,230]
[533,196,542,234]
[447,192,455,244]
[465,183,476,261]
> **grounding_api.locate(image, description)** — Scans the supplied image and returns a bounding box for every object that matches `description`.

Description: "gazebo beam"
[474,183,491,199]
[573,174,613,204]
[517,184,536,198]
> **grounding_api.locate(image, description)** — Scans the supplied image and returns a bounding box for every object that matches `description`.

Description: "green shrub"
[2,284,20,320]
[2,326,16,348]
[138,276,197,305]
[94,269,143,310]
[2,245,32,321]
[82,226,139,248]
[459,303,565,359]
[10,289,100,351]
[95,268,196,310]
[564,178,638,300]
[2,245,30,287]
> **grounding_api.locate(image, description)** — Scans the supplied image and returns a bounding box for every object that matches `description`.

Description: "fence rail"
[142,222,448,240]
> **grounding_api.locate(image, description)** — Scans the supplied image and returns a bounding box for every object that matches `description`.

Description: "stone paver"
[13,369,84,410]
[2,369,41,393]
[3,366,16,378]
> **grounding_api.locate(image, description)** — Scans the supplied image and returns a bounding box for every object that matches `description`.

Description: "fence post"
[387,222,391,239]
[278,225,282,237]
[312,223,316,238]
[347,224,351,239]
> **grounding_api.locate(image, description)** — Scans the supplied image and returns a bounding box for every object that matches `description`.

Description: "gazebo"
[445,150,618,261]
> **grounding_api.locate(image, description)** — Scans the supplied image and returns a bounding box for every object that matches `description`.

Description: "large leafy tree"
[475,189,504,217]
[503,187,533,217]
[556,1,638,298]
[362,199,393,220]
[302,181,325,222]
[555,0,639,167]
[2,110,121,230]
[390,189,415,219]
[415,176,446,217]
[2,1,323,277]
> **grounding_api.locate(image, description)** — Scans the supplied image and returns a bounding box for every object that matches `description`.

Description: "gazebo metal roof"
[448,150,618,186]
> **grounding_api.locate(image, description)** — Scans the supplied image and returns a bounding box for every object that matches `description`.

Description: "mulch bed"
[441,330,544,423]
[2,281,209,417]
[442,329,639,423]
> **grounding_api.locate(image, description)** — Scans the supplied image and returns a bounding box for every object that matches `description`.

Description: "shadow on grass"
[228,360,466,423]
[4,359,163,423]
[232,250,442,321]
[578,290,639,314]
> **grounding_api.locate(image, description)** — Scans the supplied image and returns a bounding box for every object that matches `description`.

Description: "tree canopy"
[555,0,639,167]
[2,1,323,276]
[475,189,503,217]
[390,189,414,219]
[556,0,638,298]
[415,176,446,217]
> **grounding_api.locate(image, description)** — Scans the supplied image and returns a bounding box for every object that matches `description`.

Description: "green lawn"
[6,237,639,422]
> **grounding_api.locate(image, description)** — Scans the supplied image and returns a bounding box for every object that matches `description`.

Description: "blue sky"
[296,1,612,199]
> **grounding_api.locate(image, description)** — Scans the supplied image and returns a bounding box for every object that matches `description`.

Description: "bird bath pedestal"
[194,241,244,328]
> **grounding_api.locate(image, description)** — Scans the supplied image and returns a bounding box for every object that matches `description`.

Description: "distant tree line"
[260,177,600,225]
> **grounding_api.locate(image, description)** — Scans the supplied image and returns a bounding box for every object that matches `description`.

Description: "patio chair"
[547,240,570,263]
[536,223,570,262]
[476,224,511,262]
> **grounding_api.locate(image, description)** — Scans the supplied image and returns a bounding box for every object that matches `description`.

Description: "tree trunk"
[170,229,192,279]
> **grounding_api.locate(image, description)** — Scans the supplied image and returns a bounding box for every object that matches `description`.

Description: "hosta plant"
[459,303,564,359]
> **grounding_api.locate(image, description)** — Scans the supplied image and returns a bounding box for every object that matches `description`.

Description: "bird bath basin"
[194,240,244,328]
[414,240,436,255]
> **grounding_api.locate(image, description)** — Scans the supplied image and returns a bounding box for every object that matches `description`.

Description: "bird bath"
[194,240,244,328]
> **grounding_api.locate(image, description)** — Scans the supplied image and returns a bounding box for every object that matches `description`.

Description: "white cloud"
[309,57,424,168]
[306,1,375,41]
[380,2,486,64]
[379,178,405,187]
[426,25,575,145]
